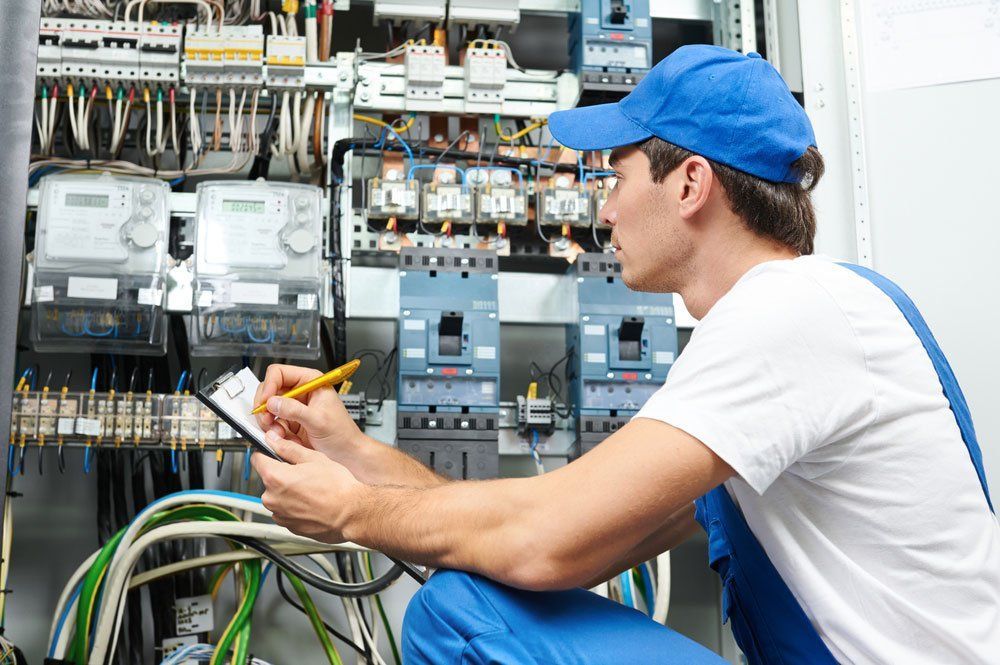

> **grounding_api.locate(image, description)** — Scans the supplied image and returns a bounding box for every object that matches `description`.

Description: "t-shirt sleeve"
[634,269,876,494]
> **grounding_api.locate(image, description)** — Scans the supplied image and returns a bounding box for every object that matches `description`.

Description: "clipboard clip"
[210,368,246,399]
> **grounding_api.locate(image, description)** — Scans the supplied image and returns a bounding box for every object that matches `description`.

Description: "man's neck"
[678,236,799,320]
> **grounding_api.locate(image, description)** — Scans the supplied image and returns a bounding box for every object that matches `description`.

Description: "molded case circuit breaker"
[396,247,501,479]
[570,0,653,103]
[568,253,677,457]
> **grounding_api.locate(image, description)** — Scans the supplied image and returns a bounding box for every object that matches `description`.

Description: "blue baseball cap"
[548,45,816,183]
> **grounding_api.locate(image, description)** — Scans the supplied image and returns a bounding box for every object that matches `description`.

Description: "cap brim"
[548,103,652,151]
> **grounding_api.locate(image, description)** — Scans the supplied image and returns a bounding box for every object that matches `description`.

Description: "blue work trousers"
[402,569,726,664]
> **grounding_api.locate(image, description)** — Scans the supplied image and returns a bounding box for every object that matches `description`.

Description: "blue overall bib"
[402,264,993,664]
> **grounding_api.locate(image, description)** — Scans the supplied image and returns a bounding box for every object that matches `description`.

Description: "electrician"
[252,45,1000,663]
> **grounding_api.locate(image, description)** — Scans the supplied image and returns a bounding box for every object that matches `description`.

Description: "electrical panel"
[396,248,501,479]
[447,0,521,30]
[568,253,677,456]
[184,25,264,88]
[265,34,307,89]
[404,43,447,107]
[188,180,323,358]
[464,46,507,112]
[30,173,170,355]
[570,0,653,102]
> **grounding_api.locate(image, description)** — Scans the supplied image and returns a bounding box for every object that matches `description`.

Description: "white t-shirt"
[635,255,1000,664]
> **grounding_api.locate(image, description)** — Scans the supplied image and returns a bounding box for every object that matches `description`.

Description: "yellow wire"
[495,117,547,142]
[353,113,416,130]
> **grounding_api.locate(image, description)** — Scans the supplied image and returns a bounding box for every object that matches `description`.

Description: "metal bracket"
[839,0,873,267]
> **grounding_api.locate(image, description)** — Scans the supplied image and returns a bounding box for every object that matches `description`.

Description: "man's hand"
[251,433,364,543]
[253,363,448,488]
[254,364,364,461]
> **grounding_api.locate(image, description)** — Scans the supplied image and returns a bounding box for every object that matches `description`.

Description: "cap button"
[747,52,762,59]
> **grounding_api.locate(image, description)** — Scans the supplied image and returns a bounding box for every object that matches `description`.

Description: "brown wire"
[312,96,324,165]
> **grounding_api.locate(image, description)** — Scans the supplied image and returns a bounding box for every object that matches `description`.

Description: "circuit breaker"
[188,180,323,358]
[396,248,501,479]
[404,43,446,108]
[567,253,677,456]
[30,173,170,355]
[464,46,507,112]
[570,0,653,103]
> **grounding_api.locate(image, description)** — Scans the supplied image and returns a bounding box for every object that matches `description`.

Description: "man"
[252,45,1000,663]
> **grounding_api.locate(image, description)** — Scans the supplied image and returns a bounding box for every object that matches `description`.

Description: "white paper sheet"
[860,0,1000,92]
[203,367,282,460]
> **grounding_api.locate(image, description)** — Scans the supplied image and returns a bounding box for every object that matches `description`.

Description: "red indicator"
[621,372,638,381]
[441,367,458,376]
[609,33,625,40]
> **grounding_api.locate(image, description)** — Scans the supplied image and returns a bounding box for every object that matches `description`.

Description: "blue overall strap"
[694,489,838,665]
[839,262,994,512]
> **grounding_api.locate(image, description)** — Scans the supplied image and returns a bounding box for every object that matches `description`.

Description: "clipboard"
[196,366,285,462]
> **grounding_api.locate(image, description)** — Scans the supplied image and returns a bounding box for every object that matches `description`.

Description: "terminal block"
[162,394,238,446]
[367,177,420,220]
[404,43,446,106]
[339,393,367,431]
[422,181,474,225]
[539,180,591,227]
[9,390,164,447]
[464,46,507,110]
[516,396,556,437]
[265,35,306,89]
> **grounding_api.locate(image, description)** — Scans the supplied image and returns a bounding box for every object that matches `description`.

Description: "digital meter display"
[65,193,110,209]
[222,200,266,214]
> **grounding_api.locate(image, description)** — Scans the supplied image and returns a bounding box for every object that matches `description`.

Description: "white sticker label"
[474,346,496,360]
[57,417,75,435]
[653,351,675,365]
[584,324,605,336]
[137,288,163,306]
[584,352,607,364]
[35,285,55,303]
[481,381,495,394]
[67,276,118,300]
[403,319,426,331]
[403,347,425,359]
[162,635,199,659]
[175,595,214,636]
[296,293,317,310]
[75,417,102,436]
[197,290,213,307]
[230,281,280,305]
[204,209,286,270]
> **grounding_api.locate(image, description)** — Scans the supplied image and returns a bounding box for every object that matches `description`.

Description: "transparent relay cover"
[422,182,473,224]
[367,178,420,220]
[31,173,170,355]
[539,185,591,227]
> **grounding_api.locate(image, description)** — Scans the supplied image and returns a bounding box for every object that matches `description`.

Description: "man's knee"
[402,570,507,663]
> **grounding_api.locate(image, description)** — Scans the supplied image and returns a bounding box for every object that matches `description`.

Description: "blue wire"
[243,447,252,481]
[130,489,263,529]
[175,370,189,393]
[90,367,99,391]
[169,176,186,186]
[376,123,414,169]
[406,163,466,182]
[83,446,92,474]
[577,151,585,183]
[619,571,635,608]
[170,448,178,474]
[48,581,83,657]
[6,444,15,476]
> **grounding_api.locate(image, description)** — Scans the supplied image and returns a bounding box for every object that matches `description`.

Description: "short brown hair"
[637,138,825,255]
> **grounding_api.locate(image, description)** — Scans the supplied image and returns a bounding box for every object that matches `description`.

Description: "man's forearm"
[581,503,698,589]
[343,435,449,488]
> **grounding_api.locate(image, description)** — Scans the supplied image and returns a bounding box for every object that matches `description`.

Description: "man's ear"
[676,156,714,220]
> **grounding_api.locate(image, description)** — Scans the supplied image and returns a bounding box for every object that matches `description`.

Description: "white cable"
[297,92,316,173]
[81,88,93,151]
[46,93,59,154]
[110,96,122,154]
[248,88,260,154]
[305,0,318,63]
[48,549,99,650]
[66,91,80,149]
[291,91,302,153]
[188,87,201,159]
[156,95,167,153]
[169,90,179,159]
[652,551,671,624]
[285,12,297,36]
[95,521,365,664]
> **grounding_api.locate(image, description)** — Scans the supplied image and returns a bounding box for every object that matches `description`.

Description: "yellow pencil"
[250,359,362,415]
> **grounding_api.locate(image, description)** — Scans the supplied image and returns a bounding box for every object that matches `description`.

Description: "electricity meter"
[539,178,591,227]
[367,175,420,220]
[30,173,170,355]
[189,180,323,358]
[471,168,528,226]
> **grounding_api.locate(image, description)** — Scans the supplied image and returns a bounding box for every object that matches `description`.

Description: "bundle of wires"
[48,490,416,665]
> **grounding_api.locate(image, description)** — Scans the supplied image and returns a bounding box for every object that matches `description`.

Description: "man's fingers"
[266,395,321,430]
[255,364,323,427]
[266,431,315,464]
[251,451,283,482]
